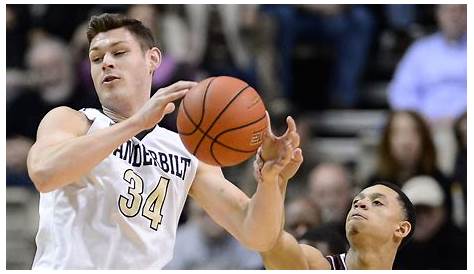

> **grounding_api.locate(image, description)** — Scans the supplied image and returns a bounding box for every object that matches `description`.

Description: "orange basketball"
[177,76,267,167]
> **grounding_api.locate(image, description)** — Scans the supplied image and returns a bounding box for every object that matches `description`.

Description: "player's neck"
[345,244,396,270]
[102,106,129,122]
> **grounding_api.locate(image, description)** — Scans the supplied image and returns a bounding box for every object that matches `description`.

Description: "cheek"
[90,66,100,81]
[128,60,149,80]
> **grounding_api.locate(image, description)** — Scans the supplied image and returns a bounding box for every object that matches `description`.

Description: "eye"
[91,56,102,63]
[352,199,359,205]
[373,200,384,206]
[114,51,126,56]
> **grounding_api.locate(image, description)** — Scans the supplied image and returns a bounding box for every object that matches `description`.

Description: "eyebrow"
[89,41,128,53]
[353,192,387,201]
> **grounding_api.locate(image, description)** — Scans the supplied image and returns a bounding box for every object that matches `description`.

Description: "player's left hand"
[254,146,303,185]
[254,139,295,184]
[261,112,300,160]
[255,112,303,183]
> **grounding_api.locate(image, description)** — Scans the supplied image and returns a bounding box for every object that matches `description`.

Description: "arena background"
[5,4,467,269]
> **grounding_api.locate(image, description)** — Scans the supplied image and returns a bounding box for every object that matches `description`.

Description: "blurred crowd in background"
[5,4,466,270]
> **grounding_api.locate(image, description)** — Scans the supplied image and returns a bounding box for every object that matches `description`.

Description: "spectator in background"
[285,196,320,239]
[183,5,258,86]
[388,4,466,122]
[165,200,262,269]
[396,176,466,269]
[262,4,375,108]
[7,36,99,187]
[367,111,452,220]
[127,5,197,90]
[388,5,466,175]
[384,4,418,32]
[6,5,31,69]
[307,163,354,240]
[7,35,99,140]
[126,5,198,132]
[25,4,93,42]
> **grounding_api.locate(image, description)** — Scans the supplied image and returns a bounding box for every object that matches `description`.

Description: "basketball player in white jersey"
[256,163,417,270]
[27,13,302,269]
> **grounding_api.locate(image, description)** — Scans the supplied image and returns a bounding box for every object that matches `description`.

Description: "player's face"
[89,27,156,115]
[345,185,406,246]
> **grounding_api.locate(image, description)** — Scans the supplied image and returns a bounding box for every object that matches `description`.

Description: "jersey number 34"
[118,169,170,230]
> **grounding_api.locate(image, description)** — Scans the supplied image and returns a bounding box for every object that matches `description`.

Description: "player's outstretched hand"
[255,112,303,183]
[254,146,303,185]
[132,81,197,130]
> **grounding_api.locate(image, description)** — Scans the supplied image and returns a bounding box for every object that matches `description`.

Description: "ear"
[395,220,411,239]
[148,47,162,74]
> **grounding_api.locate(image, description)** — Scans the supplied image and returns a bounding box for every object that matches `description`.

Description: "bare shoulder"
[300,244,331,270]
[41,106,89,124]
[35,106,91,144]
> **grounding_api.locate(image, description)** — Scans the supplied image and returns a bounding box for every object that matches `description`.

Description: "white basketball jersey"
[32,108,198,269]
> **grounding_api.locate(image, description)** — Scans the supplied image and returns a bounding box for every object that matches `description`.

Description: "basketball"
[177,76,267,167]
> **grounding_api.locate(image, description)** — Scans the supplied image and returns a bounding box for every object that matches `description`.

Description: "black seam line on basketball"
[179,77,216,135]
[180,102,260,152]
[192,84,251,155]
[209,135,224,166]
[179,101,198,136]
[178,104,202,136]
[182,123,263,153]
[210,113,266,164]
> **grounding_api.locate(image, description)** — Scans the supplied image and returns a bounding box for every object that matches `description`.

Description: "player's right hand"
[132,81,197,130]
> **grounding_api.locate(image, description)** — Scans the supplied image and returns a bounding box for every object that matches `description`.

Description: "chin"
[346,219,365,236]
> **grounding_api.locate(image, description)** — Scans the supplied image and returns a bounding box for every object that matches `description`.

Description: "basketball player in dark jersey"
[257,181,416,269]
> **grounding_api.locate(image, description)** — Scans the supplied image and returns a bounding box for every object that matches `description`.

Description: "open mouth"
[102,75,120,84]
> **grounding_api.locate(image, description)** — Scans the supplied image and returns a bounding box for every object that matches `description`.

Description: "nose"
[354,199,368,210]
[101,53,114,71]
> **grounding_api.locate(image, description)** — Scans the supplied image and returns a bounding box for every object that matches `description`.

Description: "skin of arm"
[254,114,330,269]
[261,231,331,270]
[27,81,195,193]
[27,106,143,192]
[189,144,293,252]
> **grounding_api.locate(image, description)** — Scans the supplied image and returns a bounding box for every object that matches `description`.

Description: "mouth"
[102,75,120,84]
[350,213,367,220]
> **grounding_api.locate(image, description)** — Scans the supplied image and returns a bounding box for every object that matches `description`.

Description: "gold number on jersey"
[118,169,144,217]
[142,176,170,230]
[118,169,171,230]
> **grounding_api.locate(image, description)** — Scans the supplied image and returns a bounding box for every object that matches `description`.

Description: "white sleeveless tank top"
[32,108,198,269]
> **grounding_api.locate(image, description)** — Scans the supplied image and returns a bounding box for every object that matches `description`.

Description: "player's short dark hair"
[375,182,416,250]
[87,13,155,51]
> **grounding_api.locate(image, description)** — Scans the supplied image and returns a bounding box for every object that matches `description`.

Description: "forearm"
[28,117,142,192]
[242,180,285,251]
[261,231,309,269]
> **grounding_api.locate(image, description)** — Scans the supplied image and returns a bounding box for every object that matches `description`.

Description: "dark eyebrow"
[90,41,127,53]
[369,193,387,200]
[353,192,387,201]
